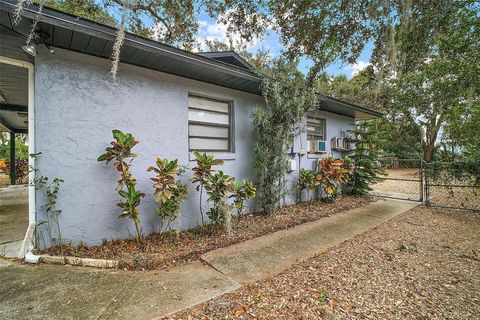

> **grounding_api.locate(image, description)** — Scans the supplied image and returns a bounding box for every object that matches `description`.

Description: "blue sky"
[194,12,374,78]
[102,1,373,78]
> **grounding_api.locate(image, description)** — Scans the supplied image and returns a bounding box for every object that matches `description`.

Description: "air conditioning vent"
[307,140,327,153]
[331,137,352,151]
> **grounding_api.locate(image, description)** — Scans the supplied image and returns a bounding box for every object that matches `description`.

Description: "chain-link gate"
[371,158,424,202]
[425,161,480,211]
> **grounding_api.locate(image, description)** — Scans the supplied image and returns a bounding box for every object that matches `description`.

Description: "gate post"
[423,160,430,206]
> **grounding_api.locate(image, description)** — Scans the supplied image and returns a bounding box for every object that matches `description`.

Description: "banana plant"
[230,179,256,215]
[191,151,224,225]
[147,157,187,231]
[98,130,144,242]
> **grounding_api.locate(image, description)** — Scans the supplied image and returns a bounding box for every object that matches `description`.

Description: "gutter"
[0,1,261,82]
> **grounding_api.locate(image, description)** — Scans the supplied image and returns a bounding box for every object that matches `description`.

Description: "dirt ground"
[168,206,480,319]
[371,168,422,200]
[36,195,374,270]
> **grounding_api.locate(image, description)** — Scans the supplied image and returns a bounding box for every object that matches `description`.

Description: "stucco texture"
[34,49,263,246]
[34,48,354,246]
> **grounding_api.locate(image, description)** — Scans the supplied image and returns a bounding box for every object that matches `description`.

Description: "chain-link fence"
[371,158,424,202]
[425,161,480,211]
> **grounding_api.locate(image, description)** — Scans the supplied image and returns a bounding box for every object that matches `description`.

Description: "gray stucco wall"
[34,48,355,246]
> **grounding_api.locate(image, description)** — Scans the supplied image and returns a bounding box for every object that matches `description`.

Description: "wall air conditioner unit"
[331,137,346,150]
[307,140,327,153]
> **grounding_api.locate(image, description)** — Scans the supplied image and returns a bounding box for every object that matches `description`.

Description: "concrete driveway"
[0,185,28,257]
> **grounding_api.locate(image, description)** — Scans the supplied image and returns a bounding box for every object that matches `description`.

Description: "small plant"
[191,151,224,225]
[31,153,64,251]
[340,156,355,183]
[318,287,329,303]
[297,168,318,202]
[205,170,235,234]
[147,157,188,232]
[315,157,348,200]
[6,158,29,184]
[230,179,256,215]
[98,130,144,242]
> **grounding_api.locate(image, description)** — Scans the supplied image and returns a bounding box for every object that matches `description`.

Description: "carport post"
[9,131,15,185]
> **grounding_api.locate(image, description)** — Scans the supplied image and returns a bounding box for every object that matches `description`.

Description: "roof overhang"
[317,96,383,120]
[0,0,262,95]
[198,51,254,71]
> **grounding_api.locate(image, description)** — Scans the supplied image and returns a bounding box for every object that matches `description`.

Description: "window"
[307,117,326,153]
[188,95,233,152]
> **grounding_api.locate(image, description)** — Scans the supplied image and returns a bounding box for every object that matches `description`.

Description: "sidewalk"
[0,199,417,319]
[201,199,418,283]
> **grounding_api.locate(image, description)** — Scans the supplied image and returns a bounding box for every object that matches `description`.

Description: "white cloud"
[196,16,262,52]
[345,60,368,77]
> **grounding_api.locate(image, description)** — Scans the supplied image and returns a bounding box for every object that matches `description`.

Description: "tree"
[251,59,315,213]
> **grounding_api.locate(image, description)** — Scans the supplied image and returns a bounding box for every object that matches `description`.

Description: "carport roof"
[0,0,262,95]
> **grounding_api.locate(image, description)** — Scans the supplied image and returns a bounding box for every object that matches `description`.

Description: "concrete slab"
[0,262,140,320]
[0,259,240,320]
[0,239,22,258]
[101,262,241,320]
[201,199,418,283]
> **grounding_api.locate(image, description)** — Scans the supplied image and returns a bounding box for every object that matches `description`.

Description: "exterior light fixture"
[21,44,37,56]
[45,44,55,54]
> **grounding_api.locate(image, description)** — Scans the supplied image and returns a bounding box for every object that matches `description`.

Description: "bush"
[230,179,256,215]
[147,157,188,232]
[349,121,385,195]
[205,170,235,234]
[315,157,349,200]
[191,151,224,225]
[98,130,144,242]
[251,59,316,213]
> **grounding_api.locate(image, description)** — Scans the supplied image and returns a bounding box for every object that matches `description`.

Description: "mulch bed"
[35,195,374,270]
[167,206,480,319]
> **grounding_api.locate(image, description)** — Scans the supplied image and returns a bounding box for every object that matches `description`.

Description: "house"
[0,0,381,249]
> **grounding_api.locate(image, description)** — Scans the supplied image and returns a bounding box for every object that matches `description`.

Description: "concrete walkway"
[0,199,417,319]
[201,199,418,283]
[0,259,239,320]
[0,185,28,257]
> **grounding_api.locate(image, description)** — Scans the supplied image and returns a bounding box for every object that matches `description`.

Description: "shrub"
[230,179,256,215]
[204,170,235,234]
[191,151,224,225]
[251,59,316,213]
[315,157,348,200]
[147,157,187,232]
[349,121,385,195]
[6,158,29,184]
[98,130,144,242]
[297,168,318,202]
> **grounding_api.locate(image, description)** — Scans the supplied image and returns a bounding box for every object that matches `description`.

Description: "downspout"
[0,56,38,261]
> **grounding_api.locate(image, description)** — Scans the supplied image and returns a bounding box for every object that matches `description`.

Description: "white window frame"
[188,94,233,152]
[306,116,326,153]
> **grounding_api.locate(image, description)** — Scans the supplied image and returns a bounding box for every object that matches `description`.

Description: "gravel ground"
[36,195,374,270]
[167,206,480,319]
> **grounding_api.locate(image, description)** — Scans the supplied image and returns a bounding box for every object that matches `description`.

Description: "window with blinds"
[307,117,326,141]
[307,117,326,153]
[188,95,233,152]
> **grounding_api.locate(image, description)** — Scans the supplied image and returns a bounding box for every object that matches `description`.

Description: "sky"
[102,1,373,78]
[195,12,374,78]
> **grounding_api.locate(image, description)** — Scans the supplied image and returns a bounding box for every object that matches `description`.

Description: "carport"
[0,35,35,257]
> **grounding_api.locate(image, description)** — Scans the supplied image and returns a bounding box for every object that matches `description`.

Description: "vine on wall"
[251,59,315,213]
